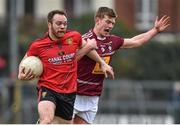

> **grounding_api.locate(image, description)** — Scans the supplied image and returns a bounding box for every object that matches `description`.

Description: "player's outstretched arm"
[122,15,171,49]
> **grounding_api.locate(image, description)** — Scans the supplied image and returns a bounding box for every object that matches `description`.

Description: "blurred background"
[0,0,180,124]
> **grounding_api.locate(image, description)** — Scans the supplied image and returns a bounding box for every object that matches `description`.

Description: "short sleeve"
[111,35,124,50]
[73,31,82,48]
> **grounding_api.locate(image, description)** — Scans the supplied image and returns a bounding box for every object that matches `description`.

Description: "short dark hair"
[95,7,117,19]
[47,10,67,23]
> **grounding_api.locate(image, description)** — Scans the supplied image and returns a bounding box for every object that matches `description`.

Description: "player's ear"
[95,17,100,24]
[47,22,51,29]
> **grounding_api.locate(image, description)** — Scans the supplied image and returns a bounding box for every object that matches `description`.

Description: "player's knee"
[73,115,88,124]
[40,117,54,124]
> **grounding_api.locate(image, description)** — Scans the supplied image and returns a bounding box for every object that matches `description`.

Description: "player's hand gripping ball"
[20,56,43,78]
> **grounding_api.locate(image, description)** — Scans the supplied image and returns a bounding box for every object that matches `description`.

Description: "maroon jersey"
[26,31,82,93]
[77,30,124,96]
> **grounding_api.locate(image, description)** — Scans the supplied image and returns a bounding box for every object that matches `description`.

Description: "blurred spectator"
[0,55,7,77]
[0,56,6,69]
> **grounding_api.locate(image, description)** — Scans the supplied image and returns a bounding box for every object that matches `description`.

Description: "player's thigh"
[37,87,56,119]
[73,109,97,124]
[73,114,89,124]
[38,100,56,120]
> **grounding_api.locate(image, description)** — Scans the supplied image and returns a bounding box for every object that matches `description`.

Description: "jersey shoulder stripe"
[82,30,93,39]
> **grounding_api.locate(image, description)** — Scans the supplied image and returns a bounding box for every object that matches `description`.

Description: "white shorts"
[73,95,99,124]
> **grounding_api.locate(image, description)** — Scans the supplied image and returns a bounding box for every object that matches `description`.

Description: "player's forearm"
[131,27,158,46]
[76,44,94,61]
[87,50,105,64]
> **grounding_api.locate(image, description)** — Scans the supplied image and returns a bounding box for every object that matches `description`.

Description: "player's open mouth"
[104,29,110,33]
[57,31,65,34]
[57,31,65,35]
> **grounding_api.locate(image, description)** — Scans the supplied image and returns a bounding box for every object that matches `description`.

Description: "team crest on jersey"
[101,47,105,53]
[66,37,72,45]
[108,46,112,51]
[42,92,47,98]
[58,51,65,56]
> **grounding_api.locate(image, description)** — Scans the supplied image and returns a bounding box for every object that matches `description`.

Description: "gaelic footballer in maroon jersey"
[77,30,124,96]
[73,7,170,124]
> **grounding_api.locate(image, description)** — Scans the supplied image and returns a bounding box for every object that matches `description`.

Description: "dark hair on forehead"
[47,10,67,23]
[95,7,117,19]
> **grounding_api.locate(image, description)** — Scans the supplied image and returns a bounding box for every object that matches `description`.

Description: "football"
[20,56,43,77]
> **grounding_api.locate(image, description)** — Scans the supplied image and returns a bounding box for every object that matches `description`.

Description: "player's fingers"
[109,71,115,79]
[26,74,35,80]
[25,69,34,79]
[109,68,115,79]
[104,71,108,78]
[105,69,113,79]
[20,66,25,74]
[112,73,115,79]
[162,16,170,26]
[155,16,158,23]
[163,24,170,30]
[25,68,31,76]
[28,74,35,80]
[159,15,167,22]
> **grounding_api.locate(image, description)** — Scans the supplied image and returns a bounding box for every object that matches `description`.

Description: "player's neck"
[49,32,58,41]
[93,27,104,39]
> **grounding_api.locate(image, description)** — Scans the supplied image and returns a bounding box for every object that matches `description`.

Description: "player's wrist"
[99,60,106,66]
[153,26,160,33]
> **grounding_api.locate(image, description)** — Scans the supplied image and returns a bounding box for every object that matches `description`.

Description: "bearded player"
[18,10,114,124]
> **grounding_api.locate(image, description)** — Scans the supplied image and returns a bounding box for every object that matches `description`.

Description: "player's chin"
[103,32,110,36]
[57,33,65,38]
